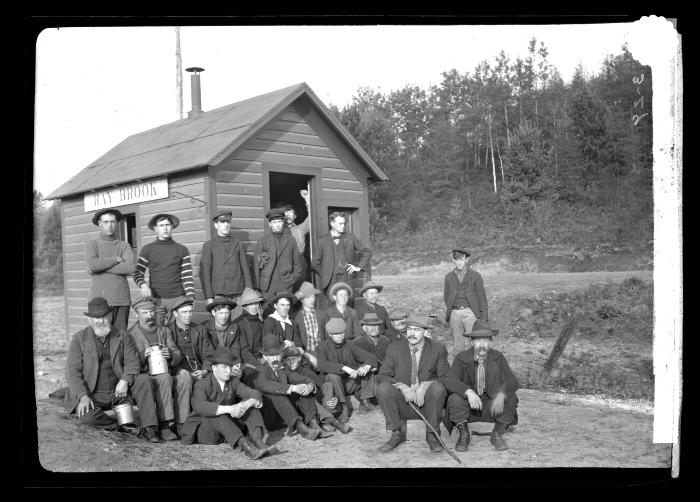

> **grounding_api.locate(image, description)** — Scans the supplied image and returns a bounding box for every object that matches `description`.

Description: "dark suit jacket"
[166,320,213,372]
[354,300,391,335]
[444,348,519,398]
[254,232,301,292]
[293,308,329,350]
[315,339,378,375]
[377,338,450,386]
[326,305,363,340]
[311,232,371,290]
[352,334,392,367]
[64,327,141,413]
[252,362,315,396]
[199,318,242,370]
[199,235,253,299]
[262,315,304,349]
[235,314,264,367]
[443,268,488,322]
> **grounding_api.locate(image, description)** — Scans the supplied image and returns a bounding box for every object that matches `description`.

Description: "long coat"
[254,232,301,292]
[180,372,262,444]
[377,338,450,386]
[293,308,329,350]
[262,315,304,349]
[252,362,315,396]
[64,326,141,413]
[315,339,378,376]
[443,268,488,322]
[444,348,519,398]
[166,320,214,372]
[235,314,264,367]
[311,233,371,291]
[127,323,182,373]
[199,236,253,300]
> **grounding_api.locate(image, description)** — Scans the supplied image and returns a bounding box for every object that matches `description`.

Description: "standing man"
[85,208,135,332]
[254,209,301,306]
[311,211,371,308]
[282,190,311,286]
[134,213,195,326]
[444,247,488,356]
[375,314,450,453]
[353,281,391,336]
[63,297,161,442]
[445,320,519,452]
[200,209,253,308]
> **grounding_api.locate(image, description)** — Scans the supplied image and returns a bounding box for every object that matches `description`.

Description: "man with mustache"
[444,319,519,452]
[353,282,391,336]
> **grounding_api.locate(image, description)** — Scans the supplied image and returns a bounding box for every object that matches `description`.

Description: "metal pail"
[112,397,135,425]
[148,345,169,376]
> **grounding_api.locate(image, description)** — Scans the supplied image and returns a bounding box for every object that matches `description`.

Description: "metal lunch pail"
[148,345,169,376]
[112,396,135,425]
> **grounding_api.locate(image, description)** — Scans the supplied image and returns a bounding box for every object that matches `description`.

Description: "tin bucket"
[112,396,135,425]
[148,345,168,376]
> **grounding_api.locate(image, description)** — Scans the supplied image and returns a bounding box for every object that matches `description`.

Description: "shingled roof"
[47,82,387,200]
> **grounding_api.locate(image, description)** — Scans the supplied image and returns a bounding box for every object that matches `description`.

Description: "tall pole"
[175,27,183,120]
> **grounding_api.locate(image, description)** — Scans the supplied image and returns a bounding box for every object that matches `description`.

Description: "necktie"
[410,347,419,386]
[475,355,486,396]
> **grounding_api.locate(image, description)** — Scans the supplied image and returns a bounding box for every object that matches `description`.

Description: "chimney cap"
[185,67,205,74]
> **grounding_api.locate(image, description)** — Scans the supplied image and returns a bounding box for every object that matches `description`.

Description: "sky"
[33,22,645,198]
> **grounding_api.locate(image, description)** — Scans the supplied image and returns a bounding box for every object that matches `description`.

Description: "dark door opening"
[118,213,137,258]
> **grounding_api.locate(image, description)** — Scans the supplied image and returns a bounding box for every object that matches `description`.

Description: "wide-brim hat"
[325,317,347,335]
[360,281,383,295]
[281,346,303,359]
[451,247,471,257]
[360,312,383,326]
[206,298,237,312]
[91,208,123,226]
[261,334,284,356]
[269,292,294,306]
[208,347,241,366]
[148,213,180,231]
[389,309,408,321]
[171,297,194,313]
[131,296,156,312]
[239,287,265,306]
[328,281,353,300]
[294,281,321,300]
[468,319,499,338]
[265,209,285,221]
[212,209,232,222]
[406,313,431,329]
[84,297,113,318]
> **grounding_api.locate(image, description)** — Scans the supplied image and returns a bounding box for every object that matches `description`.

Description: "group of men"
[64,193,517,461]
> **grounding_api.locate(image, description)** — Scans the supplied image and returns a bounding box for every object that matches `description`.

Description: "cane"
[408,401,462,465]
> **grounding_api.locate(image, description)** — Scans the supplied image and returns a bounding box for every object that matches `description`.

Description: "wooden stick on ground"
[408,401,463,465]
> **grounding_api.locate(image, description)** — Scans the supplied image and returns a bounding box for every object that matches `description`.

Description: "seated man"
[353,313,392,376]
[386,310,408,341]
[376,314,450,453]
[316,318,379,418]
[63,297,161,443]
[444,319,519,452]
[127,296,182,441]
[235,287,267,372]
[180,346,274,460]
[293,281,329,369]
[353,281,391,336]
[325,282,363,341]
[252,335,324,441]
[201,298,240,351]
[262,292,304,349]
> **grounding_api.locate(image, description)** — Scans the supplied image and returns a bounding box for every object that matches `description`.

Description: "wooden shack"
[47,82,387,338]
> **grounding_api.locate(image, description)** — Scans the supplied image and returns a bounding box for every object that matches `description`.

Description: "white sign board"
[84,177,169,212]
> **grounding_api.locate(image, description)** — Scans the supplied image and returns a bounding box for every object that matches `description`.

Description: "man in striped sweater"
[134,213,195,326]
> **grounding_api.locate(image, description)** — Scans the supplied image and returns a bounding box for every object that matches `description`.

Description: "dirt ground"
[30,269,672,472]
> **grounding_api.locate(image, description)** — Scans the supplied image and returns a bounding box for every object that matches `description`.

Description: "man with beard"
[280,190,311,285]
[375,314,450,453]
[63,297,160,442]
[444,320,519,452]
[353,282,391,336]
[127,296,182,441]
[180,346,274,460]
[293,281,329,369]
[316,318,379,419]
[386,310,408,341]
[325,282,363,341]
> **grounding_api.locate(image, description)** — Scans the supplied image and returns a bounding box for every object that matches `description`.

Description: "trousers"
[321,372,375,403]
[185,408,266,447]
[375,381,447,432]
[450,308,477,355]
[171,371,193,424]
[446,391,519,425]
[259,392,318,431]
[109,306,131,333]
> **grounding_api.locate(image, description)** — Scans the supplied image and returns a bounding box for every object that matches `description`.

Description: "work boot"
[321,421,336,433]
[455,421,471,452]
[117,423,140,436]
[490,422,509,451]
[251,428,279,455]
[237,437,270,460]
[328,418,353,434]
[426,431,443,452]
[379,429,406,453]
[143,425,161,443]
[176,423,186,437]
[159,423,179,441]
[309,417,334,438]
[338,404,350,423]
[296,420,321,441]
[359,398,374,412]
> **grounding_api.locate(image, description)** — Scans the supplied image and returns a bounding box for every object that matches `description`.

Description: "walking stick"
[408,402,462,465]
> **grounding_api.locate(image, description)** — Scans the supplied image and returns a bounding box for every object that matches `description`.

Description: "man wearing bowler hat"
[127,296,182,441]
[375,314,450,453]
[444,246,488,357]
[134,213,195,326]
[354,281,391,337]
[325,282,363,341]
[254,208,301,306]
[180,346,274,460]
[445,319,519,452]
[85,208,135,332]
[200,209,253,308]
[293,281,329,368]
[64,297,161,443]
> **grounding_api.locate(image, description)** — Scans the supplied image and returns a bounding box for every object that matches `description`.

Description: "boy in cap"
[180,346,274,460]
[200,209,253,308]
[444,247,488,356]
[354,281,391,336]
[316,318,379,419]
[63,297,161,442]
[444,320,519,452]
[254,208,301,305]
[376,314,450,453]
[134,213,194,326]
[325,281,363,341]
[85,208,135,332]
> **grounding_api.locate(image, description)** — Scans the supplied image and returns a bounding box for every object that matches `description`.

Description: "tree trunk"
[496,141,504,183]
[535,99,539,128]
[488,117,497,193]
[504,103,510,147]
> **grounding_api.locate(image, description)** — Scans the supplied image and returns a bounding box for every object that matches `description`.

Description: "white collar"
[270,311,292,326]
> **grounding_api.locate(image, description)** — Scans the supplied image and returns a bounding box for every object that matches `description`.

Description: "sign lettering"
[84,177,169,212]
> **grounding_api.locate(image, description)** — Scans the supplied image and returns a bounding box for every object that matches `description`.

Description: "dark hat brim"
[265,210,285,221]
[83,307,114,318]
[269,293,294,305]
[406,318,431,329]
[467,329,499,338]
[206,299,237,312]
[451,248,471,257]
[148,213,180,230]
[360,283,383,294]
[209,355,241,366]
[92,208,123,226]
[171,298,194,312]
[212,210,233,221]
[361,321,384,326]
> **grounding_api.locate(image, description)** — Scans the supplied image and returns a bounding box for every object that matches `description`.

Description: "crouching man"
[180,347,274,460]
[444,320,519,452]
[375,314,450,453]
[64,297,161,442]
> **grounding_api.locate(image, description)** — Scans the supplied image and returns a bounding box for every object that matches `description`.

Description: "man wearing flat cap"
[134,213,195,327]
[64,297,161,442]
[354,281,391,337]
[444,247,488,357]
[444,320,519,452]
[325,282,363,341]
[127,296,183,441]
[200,209,253,309]
[254,209,302,306]
[180,346,275,460]
[386,310,408,341]
[316,318,379,419]
[293,281,329,368]
[376,314,450,453]
[85,208,135,332]
[252,335,325,441]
